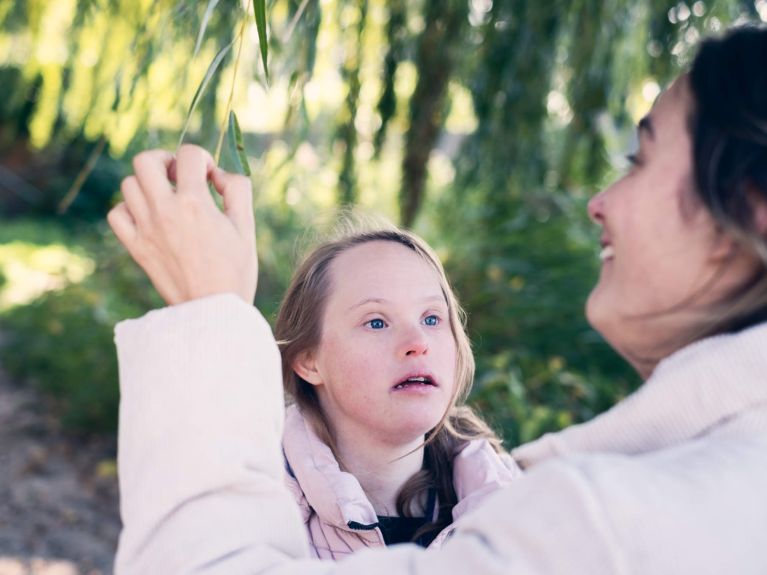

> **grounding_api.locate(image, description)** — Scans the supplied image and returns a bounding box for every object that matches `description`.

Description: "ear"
[710,188,767,261]
[292,350,324,387]
[709,226,739,262]
[750,190,767,236]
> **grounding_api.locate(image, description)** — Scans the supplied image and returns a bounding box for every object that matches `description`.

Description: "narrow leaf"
[178,39,233,147]
[254,0,269,81]
[227,111,251,176]
[194,0,221,57]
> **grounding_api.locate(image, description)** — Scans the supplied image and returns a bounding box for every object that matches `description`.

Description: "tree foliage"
[1,1,766,440]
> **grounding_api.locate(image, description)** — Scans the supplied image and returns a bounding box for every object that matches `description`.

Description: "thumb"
[210,168,256,240]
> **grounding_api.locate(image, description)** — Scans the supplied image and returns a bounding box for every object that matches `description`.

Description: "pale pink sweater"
[114,294,767,574]
[282,404,521,558]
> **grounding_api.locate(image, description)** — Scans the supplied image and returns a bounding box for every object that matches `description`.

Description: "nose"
[399,326,429,358]
[587,187,606,224]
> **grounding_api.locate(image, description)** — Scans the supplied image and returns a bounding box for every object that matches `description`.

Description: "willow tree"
[2,0,765,441]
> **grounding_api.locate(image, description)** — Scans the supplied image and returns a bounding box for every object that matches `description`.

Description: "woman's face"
[586,76,752,375]
[296,241,458,448]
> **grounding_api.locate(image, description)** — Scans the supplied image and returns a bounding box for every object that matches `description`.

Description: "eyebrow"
[638,116,655,141]
[348,295,446,311]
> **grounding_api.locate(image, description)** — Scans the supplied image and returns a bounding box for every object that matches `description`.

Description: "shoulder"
[454,438,523,475]
[573,434,767,505]
[283,454,312,523]
[442,436,767,572]
[282,406,314,522]
[448,438,522,522]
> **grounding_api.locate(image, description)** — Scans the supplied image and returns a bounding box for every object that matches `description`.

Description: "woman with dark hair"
[109,25,767,574]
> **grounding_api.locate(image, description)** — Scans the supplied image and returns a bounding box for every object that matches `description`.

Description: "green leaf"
[178,39,233,147]
[254,0,269,82]
[227,110,251,176]
[194,0,221,57]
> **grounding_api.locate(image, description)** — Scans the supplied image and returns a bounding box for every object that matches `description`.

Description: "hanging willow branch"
[400,0,467,228]
[214,7,249,163]
[180,0,270,173]
[374,0,407,157]
[336,0,368,206]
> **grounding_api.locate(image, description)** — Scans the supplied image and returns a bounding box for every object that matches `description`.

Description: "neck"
[333,430,425,517]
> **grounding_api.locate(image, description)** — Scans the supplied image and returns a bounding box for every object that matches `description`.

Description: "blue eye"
[423,315,440,326]
[366,318,386,330]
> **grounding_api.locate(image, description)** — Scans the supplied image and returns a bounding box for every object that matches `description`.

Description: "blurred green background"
[1,0,765,446]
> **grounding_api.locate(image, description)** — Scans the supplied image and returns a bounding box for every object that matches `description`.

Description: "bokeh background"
[1,1,765,573]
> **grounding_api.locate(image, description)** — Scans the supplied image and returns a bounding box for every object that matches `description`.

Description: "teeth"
[599,246,615,261]
[395,377,432,389]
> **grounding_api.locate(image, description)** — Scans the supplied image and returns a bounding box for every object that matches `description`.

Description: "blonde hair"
[275,217,501,541]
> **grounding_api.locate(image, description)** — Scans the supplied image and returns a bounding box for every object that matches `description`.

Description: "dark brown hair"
[686,24,767,337]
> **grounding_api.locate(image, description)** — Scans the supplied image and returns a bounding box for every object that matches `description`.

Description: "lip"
[599,233,614,262]
[391,370,439,390]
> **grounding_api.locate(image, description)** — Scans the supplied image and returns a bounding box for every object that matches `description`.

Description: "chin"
[585,287,604,331]
[388,412,444,444]
[585,295,653,377]
[586,291,620,343]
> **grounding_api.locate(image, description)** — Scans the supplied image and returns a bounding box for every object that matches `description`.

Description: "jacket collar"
[282,405,519,529]
[512,322,767,468]
[450,439,521,520]
[282,404,378,529]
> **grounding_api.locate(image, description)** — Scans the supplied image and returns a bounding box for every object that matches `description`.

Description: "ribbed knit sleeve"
[113,294,309,574]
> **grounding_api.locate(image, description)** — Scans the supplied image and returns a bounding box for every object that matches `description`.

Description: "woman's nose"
[587,188,606,224]
[400,328,429,357]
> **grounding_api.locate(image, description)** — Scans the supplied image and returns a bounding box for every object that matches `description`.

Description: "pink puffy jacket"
[281,404,522,559]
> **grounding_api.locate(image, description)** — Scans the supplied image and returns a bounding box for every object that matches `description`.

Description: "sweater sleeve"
[114,295,767,575]
[113,294,310,574]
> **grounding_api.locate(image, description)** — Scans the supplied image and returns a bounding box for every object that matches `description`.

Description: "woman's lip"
[391,382,439,394]
[391,373,438,389]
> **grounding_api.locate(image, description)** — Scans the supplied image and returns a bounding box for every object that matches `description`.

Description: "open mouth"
[599,245,615,261]
[393,375,437,390]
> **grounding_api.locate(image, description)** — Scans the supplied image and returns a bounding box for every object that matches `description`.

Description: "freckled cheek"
[437,337,459,395]
[320,336,388,398]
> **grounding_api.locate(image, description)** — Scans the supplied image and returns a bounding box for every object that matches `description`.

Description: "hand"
[107,145,257,306]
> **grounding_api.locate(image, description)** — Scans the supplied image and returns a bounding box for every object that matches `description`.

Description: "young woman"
[110,24,767,575]
[274,226,519,557]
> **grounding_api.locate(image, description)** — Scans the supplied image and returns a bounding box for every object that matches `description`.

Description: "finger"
[132,149,175,205]
[107,202,138,251]
[119,175,149,226]
[210,168,256,241]
[175,144,216,198]
[108,203,183,306]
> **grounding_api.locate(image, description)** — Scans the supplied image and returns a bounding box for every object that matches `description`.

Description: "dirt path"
[0,361,120,575]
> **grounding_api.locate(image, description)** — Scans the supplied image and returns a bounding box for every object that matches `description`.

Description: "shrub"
[0,225,161,433]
